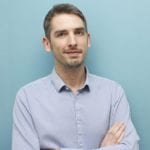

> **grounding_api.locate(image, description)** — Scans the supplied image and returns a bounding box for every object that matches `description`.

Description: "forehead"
[50,14,85,32]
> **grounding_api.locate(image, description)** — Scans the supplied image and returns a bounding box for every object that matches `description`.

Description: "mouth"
[64,50,82,57]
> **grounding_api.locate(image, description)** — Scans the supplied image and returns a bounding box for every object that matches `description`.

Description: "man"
[12,3,139,150]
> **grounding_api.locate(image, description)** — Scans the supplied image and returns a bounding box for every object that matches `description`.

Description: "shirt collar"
[50,67,90,93]
[50,68,66,92]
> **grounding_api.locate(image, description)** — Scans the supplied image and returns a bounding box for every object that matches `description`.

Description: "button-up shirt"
[12,68,139,150]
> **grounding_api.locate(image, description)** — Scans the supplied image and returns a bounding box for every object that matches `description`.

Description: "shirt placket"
[74,93,84,148]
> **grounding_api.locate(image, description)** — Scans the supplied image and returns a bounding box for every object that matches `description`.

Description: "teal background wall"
[0,0,150,149]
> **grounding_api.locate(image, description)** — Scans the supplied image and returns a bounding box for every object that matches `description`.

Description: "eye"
[75,30,85,36]
[56,31,68,38]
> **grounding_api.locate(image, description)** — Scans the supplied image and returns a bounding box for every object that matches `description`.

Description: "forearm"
[41,142,139,150]
[98,142,139,150]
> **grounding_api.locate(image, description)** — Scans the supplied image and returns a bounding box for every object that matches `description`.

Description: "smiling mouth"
[65,49,82,53]
[65,51,81,54]
[64,50,82,56]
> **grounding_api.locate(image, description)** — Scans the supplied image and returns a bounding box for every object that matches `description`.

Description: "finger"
[115,122,125,132]
[115,123,125,140]
[101,123,125,147]
[109,122,120,132]
[108,122,125,143]
[109,122,124,135]
[115,122,125,135]
[117,130,125,144]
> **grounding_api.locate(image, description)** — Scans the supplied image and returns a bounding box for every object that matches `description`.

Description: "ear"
[87,33,91,48]
[42,36,52,52]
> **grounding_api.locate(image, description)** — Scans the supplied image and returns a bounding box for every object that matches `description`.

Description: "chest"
[30,91,112,148]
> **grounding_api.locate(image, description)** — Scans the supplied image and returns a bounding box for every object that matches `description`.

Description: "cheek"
[52,44,65,58]
[52,40,67,51]
[80,40,89,50]
[78,37,89,45]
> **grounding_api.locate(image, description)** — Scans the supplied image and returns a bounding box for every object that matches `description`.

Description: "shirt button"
[66,87,69,90]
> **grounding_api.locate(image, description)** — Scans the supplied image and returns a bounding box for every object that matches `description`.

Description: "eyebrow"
[74,27,86,31]
[54,27,86,35]
[54,30,67,35]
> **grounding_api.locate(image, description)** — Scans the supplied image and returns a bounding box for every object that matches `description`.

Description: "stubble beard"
[55,55,85,70]
[68,60,84,68]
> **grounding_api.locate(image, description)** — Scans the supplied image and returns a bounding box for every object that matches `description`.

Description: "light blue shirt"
[12,68,139,150]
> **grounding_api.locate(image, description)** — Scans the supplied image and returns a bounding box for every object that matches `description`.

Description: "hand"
[101,122,125,147]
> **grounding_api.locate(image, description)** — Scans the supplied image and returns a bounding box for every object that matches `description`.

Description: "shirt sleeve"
[12,88,40,150]
[59,142,139,150]
[94,142,139,150]
[97,84,140,150]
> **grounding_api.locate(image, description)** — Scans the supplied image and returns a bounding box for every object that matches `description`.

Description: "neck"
[55,64,86,93]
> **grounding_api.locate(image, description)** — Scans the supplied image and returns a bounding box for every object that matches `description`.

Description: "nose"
[68,33,77,47]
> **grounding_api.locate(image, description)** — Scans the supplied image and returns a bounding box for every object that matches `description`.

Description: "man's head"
[43,3,88,39]
[42,3,90,69]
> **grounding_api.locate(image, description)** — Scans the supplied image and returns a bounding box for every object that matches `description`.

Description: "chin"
[67,61,83,68]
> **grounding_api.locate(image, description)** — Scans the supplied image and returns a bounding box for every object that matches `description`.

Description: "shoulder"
[88,73,120,87]
[16,75,51,98]
[88,73,127,105]
[88,73,125,95]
